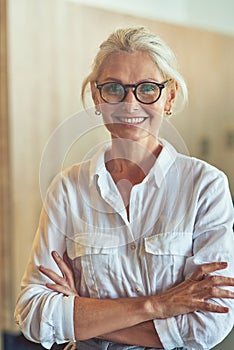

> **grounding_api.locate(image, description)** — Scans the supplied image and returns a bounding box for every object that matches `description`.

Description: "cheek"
[144,90,167,112]
[142,102,165,119]
[99,104,116,123]
[154,97,167,112]
[150,113,164,132]
[142,106,164,133]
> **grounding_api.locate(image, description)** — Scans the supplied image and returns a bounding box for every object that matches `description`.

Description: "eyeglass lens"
[100,82,161,104]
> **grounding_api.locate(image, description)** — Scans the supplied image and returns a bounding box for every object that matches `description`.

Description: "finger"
[40,265,79,295]
[196,285,234,299]
[208,286,234,299]
[39,265,66,285]
[46,283,77,296]
[201,275,234,289]
[188,283,234,304]
[63,252,76,290]
[63,252,72,268]
[51,251,66,273]
[196,300,229,313]
[190,262,228,281]
[51,251,77,293]
[51,251,74,280]
[215,275,234,287]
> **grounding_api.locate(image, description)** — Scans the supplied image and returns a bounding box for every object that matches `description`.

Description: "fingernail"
[52,251,59,258]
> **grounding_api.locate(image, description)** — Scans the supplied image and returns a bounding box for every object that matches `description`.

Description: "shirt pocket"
[66,238,117,258]
[66,235,119,298]
[144,232,193,292]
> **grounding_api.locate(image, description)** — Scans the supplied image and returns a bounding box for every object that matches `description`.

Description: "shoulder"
[181,153,225,176]
[175,152,229,194]
[45,160,91,197]
[63,160,91,179]
[162,140,225,180]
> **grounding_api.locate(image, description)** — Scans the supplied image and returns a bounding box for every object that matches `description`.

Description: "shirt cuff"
[153,317,184,350]
[53,295,76,344]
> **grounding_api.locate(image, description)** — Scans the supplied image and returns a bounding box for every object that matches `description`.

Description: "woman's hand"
[151,261,234,319]
[39,251,79,296]
[38,255,234,344]
[39,255,234,318]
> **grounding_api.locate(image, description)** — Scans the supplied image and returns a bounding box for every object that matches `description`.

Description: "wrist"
[142,295,163,320]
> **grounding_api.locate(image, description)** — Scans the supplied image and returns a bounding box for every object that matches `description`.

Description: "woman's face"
[92,51,176,146]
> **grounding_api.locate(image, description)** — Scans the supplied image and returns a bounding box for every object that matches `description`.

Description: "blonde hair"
[81,27,188,109]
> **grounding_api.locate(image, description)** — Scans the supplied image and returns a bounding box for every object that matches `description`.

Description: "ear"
[164,81,178,114]
[91,81,101,109]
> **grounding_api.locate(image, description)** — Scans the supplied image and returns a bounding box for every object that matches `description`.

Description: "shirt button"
[130,243,136,250]
[135,287,140,293]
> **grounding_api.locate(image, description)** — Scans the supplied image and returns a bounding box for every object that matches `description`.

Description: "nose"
[122,88,139,112]
[124,87,137,102]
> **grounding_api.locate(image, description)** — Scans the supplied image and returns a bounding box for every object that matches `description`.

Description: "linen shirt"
[15,140,234,350]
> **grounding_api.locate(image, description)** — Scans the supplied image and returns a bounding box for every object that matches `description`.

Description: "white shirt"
[15,140,234,350]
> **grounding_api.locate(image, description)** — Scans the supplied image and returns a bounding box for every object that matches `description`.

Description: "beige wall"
[4,0,234,343]
[0,0,14,344]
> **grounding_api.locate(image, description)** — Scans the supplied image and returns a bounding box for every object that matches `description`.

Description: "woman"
[15,27,234,350]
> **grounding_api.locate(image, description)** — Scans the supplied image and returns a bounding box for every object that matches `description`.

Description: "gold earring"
[165,110,172,116]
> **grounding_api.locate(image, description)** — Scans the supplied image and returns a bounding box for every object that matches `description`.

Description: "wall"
[67,0,234,36]
[4,0,234,348]
[0,1,14,348]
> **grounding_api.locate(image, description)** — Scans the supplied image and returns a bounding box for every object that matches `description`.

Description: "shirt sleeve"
[14,173,76,349]
[154,170,234,350]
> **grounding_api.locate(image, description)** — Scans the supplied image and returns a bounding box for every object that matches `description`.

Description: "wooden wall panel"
[0,0,14,341]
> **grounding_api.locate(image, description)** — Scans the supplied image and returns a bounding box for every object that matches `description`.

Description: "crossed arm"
[39,251,234,347]
[40,252,160,347]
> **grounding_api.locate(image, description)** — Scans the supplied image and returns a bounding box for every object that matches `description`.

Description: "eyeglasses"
[95,80,170,105]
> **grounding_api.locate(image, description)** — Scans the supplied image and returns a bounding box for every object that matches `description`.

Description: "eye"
[104,83,124,95]
[138,83,158,95]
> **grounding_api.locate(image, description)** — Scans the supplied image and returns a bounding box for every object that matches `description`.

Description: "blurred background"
[1,0,234,349]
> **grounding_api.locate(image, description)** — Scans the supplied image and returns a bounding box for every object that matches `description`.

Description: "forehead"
[98,51,163,82]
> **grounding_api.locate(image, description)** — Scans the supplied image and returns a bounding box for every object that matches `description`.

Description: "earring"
[95,109,101,116]
[165,110,172,116]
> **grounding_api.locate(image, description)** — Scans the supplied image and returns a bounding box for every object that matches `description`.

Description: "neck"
[105,136,162,179]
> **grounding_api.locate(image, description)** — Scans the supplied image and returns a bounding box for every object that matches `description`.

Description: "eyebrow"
[100,77,122,83]
[99,77,161,84]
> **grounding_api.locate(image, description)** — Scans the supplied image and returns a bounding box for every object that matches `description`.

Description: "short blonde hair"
[81,27,188,110]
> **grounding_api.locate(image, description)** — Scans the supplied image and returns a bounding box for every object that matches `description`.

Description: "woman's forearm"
[74,295,154,341]
[74,261,234,341]
[100,321,162,348]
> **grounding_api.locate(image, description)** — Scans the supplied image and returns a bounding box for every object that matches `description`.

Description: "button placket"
[128,242,143,295]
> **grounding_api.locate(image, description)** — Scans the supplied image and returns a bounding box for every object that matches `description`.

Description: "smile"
[116,117,146,124]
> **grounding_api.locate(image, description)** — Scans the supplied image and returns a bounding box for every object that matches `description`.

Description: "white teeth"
[118,117,145,124]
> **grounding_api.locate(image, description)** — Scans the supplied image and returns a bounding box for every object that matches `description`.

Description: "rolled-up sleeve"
[154,171,234,349]
[14,174,76,349]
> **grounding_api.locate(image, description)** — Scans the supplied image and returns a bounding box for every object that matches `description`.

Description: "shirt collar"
[89,142,111,186]
[150,139,178,187]
[89,139,178,188]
